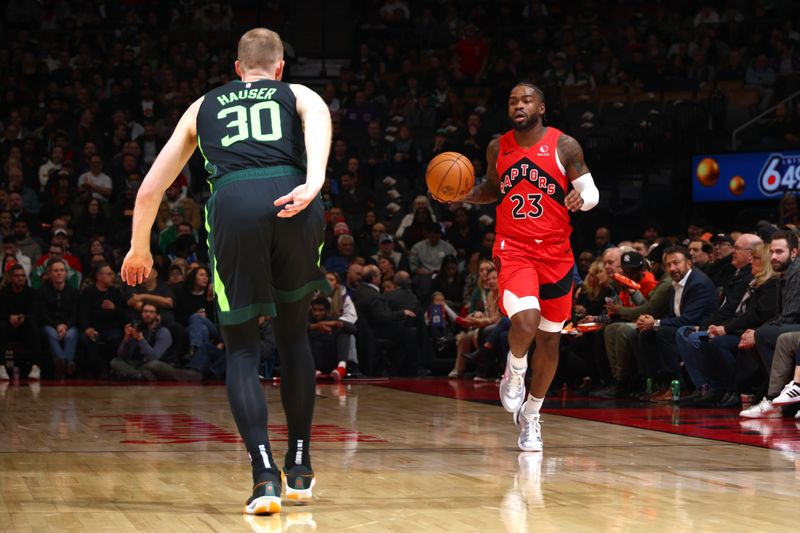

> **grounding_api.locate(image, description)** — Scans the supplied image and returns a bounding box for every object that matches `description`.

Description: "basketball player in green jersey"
[121,28,331,515]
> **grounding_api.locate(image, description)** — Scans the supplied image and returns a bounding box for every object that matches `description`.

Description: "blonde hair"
[477,259,495,289]
[237,28,284,70]
[752,243,777,288]
[582,260,606,300]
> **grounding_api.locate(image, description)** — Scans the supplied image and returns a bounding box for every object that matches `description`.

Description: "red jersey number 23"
[510,193,543,219]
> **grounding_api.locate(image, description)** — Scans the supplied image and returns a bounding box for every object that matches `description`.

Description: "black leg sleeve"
[219,317,277,485]
[273,295,316,469]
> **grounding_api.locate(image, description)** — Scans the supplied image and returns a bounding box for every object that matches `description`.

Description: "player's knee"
[510,310,539,339]
[537,331,560,347]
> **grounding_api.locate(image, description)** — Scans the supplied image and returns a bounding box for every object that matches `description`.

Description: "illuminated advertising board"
[692,151,800,202]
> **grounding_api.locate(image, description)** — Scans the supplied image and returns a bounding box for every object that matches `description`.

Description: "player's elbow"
[307,105,332,129]
[136,183,162,205]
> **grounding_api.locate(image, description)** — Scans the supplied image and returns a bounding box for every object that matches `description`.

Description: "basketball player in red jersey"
[433,82,599,451]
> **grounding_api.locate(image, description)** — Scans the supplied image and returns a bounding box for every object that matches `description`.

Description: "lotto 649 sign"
[692,151,800,202]
[759,154,800,195]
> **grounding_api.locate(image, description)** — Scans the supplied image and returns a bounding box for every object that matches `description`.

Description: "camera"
[131,320,147,332]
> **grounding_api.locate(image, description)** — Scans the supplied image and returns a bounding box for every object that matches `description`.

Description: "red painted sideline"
[91,414,386,445]
[1,379,225,387]
[555,407,800,451]
[373,378,800,453]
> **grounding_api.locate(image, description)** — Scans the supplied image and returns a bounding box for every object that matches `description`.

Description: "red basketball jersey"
[494,127,571,244]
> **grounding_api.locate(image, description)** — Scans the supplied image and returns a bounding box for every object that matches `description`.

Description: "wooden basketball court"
[1,379,798,532]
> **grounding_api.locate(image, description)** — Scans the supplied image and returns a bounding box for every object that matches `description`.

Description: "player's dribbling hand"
[430,191,465,205]
[429,191,449,204]
[121,248,153,286]
[564,189,584,212]
[274,183,320,218]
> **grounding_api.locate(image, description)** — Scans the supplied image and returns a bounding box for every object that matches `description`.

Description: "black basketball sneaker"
[282,464,316,503]
[244,474,282,515]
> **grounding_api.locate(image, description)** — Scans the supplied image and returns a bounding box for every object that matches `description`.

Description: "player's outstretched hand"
[274,183,319,218]
[430,191,466,205]
[429,191,448,204]
[564,189,584,212]
[121,248,153,286]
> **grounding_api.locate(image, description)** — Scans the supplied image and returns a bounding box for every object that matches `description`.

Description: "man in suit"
[636,246,718,400]
[384,270,428,375]
[352,265,420,376]
[384,271,422,316]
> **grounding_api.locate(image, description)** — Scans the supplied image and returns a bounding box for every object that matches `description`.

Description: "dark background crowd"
[1,0,800,418]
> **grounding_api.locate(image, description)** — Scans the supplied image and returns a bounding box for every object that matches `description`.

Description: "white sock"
[523,395,544,417]
[337,361,347,368]
[508,352,527,373]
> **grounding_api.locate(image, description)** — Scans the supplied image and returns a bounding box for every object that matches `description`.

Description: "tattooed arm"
[557,134,598,212]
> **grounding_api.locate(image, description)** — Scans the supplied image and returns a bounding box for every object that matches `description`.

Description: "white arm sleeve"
[572,173,599,211]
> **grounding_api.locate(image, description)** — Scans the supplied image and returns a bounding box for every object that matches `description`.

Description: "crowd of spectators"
[0,0,800,423]
[558,225,800,422]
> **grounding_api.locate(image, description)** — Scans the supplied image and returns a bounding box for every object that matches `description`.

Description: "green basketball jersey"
[196,79,306,181]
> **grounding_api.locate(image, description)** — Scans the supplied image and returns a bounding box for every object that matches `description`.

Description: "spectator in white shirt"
[77,155,113,203]
[2,236,32,281]
[38,145,64,191]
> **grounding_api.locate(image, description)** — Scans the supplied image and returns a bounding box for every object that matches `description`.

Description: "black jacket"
[703,265,753,328]
[385,287,422,328]
[724,277,780,336]
[0,284,37,320]
[78,285,127,331]
[385,287,421,313]
[36,282,79,328]
[352,283,406,326]
[707,254,736,289]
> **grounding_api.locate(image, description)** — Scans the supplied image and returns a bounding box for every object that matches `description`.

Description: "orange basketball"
[425,152,474,202]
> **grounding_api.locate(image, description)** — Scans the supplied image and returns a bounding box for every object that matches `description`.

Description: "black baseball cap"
[621,251,644,269]
[711,233,734,245]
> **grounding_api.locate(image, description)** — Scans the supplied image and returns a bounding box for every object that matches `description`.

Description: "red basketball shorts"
[491,235,574,332]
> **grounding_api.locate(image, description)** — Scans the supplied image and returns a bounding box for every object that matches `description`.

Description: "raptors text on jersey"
[495,126,571,244]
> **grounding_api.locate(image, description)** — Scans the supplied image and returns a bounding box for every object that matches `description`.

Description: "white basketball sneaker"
[739,397,782,418]
[499,355,526,413]
[772,381,800,406]
[0,366,9,381]
[514,407,543,452]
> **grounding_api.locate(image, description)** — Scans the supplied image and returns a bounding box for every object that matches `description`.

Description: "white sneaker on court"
[499,356,526,412]
[0,366,9,381]
[739,397,782,418]
[27,365,40,381]
[514,407,543,452]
